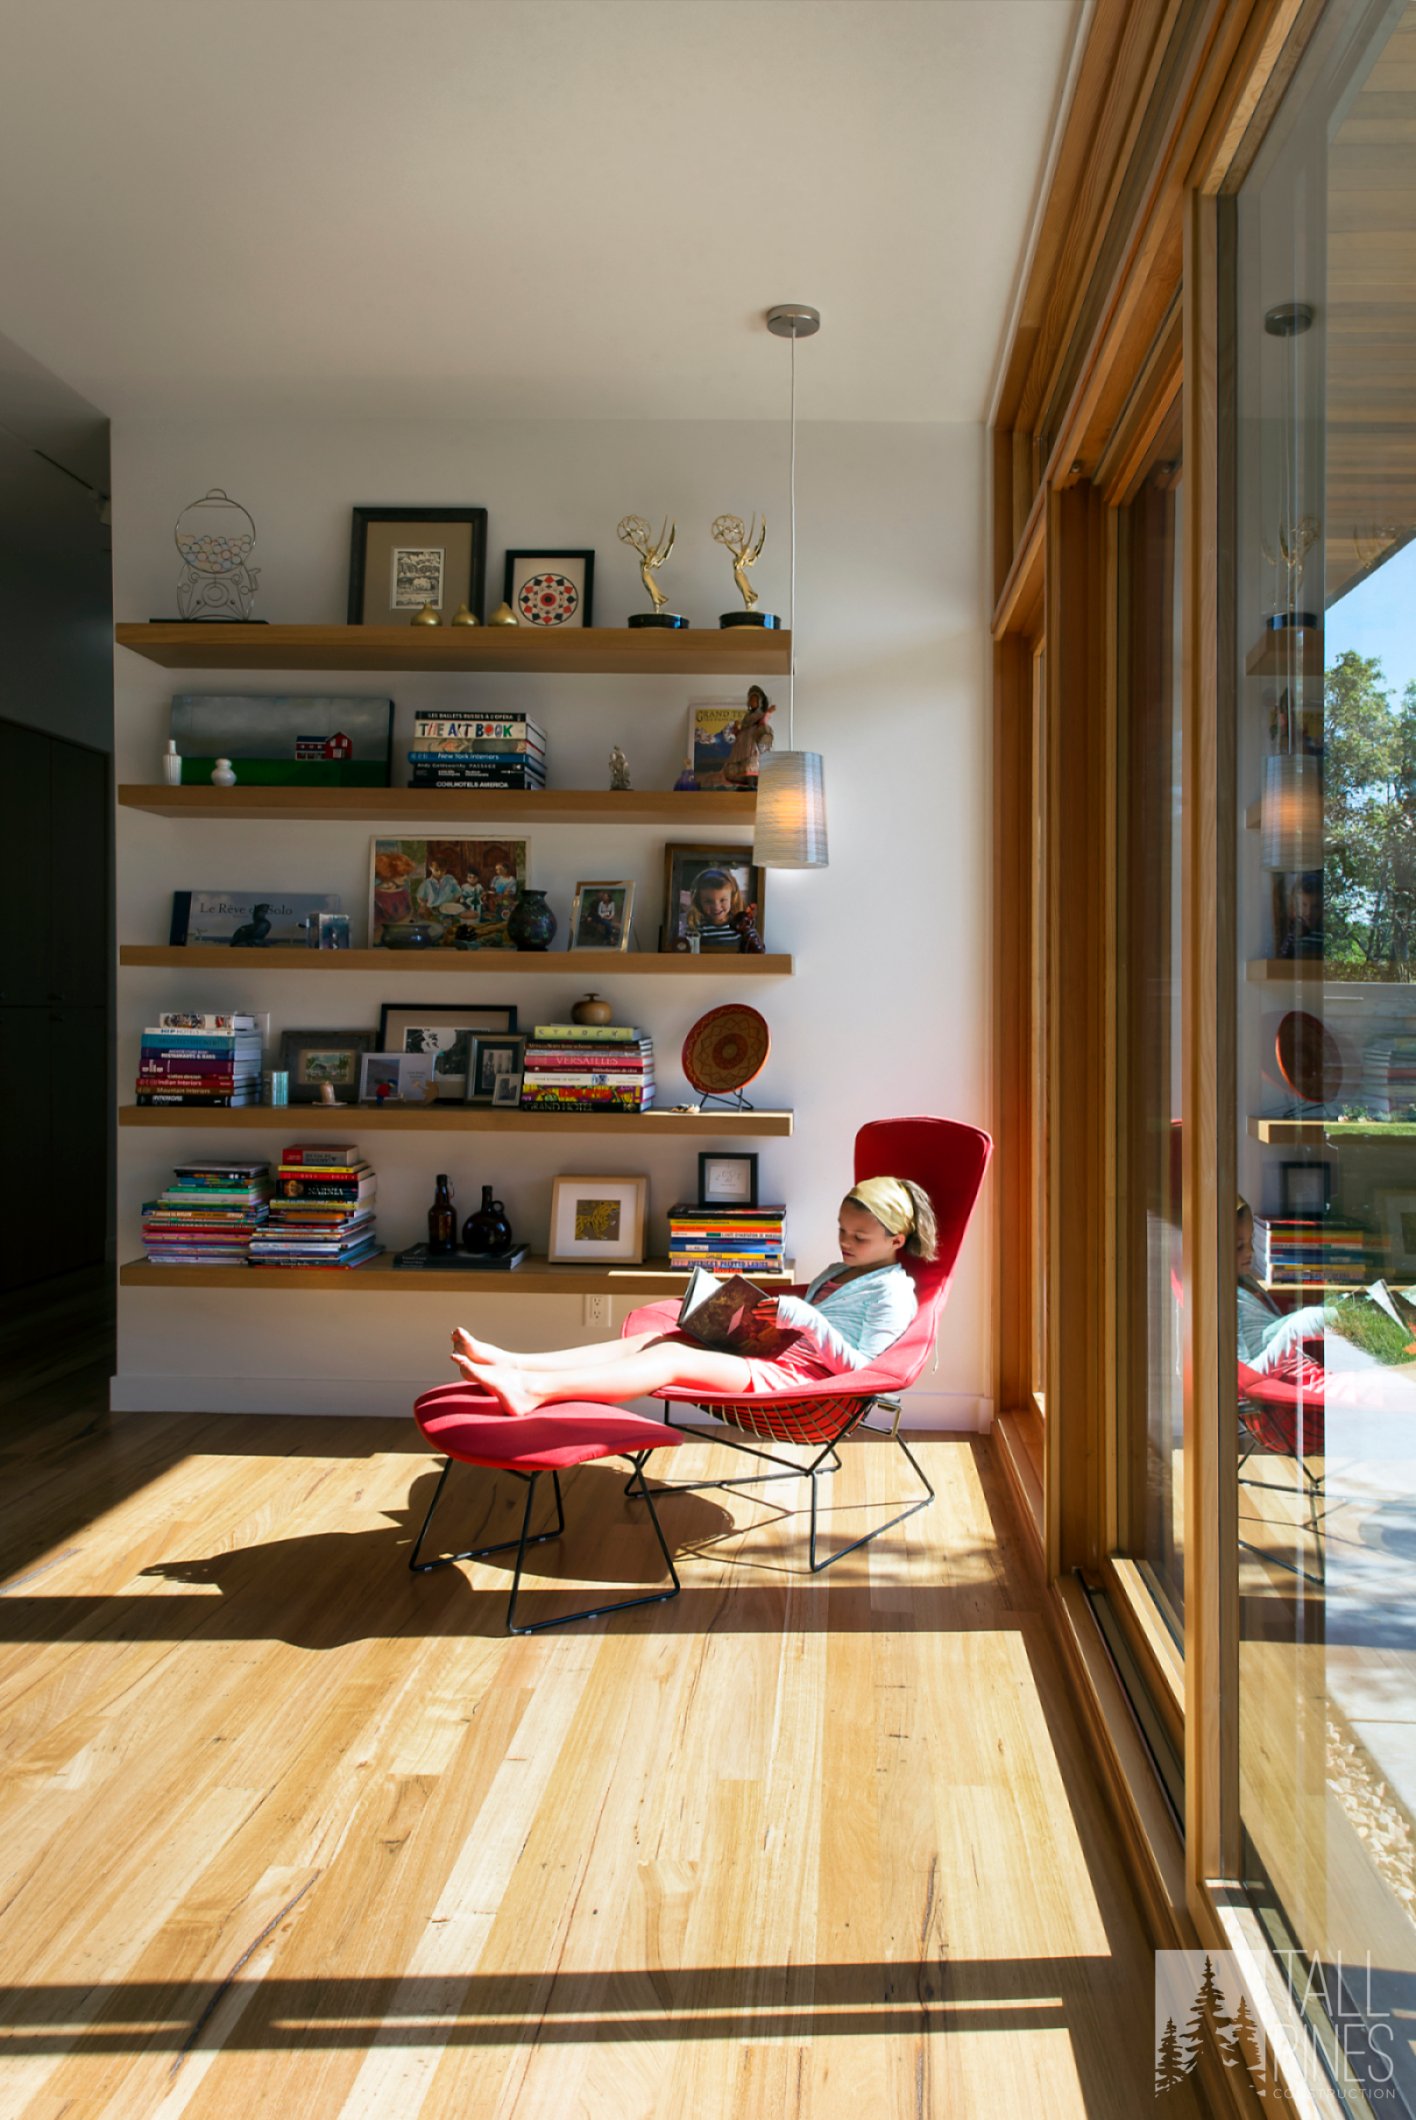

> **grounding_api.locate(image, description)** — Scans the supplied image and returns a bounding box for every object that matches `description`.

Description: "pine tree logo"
[1154,1951,1269,2100]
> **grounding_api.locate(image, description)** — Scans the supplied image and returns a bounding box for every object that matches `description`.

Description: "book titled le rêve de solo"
[676,1268,797,1357]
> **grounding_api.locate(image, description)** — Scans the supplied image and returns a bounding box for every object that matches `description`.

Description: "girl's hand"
[750,1297,780,1331]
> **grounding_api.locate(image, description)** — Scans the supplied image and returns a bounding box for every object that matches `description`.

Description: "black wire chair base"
[1238,1444,1328,1588]
[409,1451,681,1632]
[626,1412,934,1572]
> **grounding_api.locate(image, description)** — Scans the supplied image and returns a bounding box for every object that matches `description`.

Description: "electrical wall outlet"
[583,1294,611,1328]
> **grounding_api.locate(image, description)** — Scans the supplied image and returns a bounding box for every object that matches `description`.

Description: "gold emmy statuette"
[617,514,686,629]
[488,601,520,626]
[410,603,442,626]
[712,513,777,630]
[450,602,479,626]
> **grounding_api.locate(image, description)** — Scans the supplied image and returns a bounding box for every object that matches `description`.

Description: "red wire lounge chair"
[1236,1357,1327,1587]
[620,1116,991,1570]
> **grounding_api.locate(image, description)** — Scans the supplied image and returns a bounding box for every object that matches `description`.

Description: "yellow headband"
[848,1176,915,1237]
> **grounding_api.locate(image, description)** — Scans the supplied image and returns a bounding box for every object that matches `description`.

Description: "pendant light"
[1260,300,1323,873]
[754,303,829,868]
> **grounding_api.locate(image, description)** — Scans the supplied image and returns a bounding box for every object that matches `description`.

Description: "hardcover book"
[169,891,341,947]
[675,1269,797,1355]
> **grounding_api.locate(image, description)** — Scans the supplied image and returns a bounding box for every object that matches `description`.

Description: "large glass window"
[1233,4,1416,2106]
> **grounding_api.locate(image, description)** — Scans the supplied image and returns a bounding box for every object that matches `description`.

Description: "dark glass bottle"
[428,1172,457,1255]
[462,1185,514,1256]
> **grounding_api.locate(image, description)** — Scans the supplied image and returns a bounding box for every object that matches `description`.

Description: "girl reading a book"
[446,1176,937,1420]
[1237,1197,1329,1376]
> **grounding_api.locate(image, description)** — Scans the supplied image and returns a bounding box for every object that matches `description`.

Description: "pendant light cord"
[787,326,797,748]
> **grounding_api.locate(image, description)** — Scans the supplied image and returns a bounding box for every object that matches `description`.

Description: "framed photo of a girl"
[569,880,634,951]
[662,843,765,953]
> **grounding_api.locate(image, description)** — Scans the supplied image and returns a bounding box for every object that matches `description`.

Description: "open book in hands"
[676,1267,799,1357]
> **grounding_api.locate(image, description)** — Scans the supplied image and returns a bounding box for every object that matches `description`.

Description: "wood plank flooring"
[0,1283,1210,2117]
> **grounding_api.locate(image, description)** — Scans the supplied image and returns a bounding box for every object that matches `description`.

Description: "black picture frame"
[348,507,488,626]
[1280,1160,1332,1217]
[503,548,595,630]
[377,1000,518,1102]
[698,1151,759,1209]
[278,1028,376,1105]
[465,1034,528,1105]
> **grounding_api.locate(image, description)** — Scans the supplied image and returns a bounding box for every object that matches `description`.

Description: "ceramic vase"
[462,1186,514,1257]
[506,888,557,952]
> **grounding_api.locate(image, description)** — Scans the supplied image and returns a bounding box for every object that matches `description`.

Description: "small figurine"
[488,601,520,626]
[318,1081,339,1105]
[618,514,685,628]
[410,603,442,626]
[609,745,632,791]
[724,686,776,786]
[229,902,272,948]
[450,603,479,626]
[673,754,699,792]
[732,904,766,955]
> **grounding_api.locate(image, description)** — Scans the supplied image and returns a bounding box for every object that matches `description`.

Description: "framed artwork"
[548,1174,648,1265]
[688,698,745,786]
[662,843,764,952]
[358,1052,437,1105]
[278,1029,376,1106]
[1280,1161,1332,1217]
[490,1070,523,1109]
[379,1001,518,1103]
[370,836,528,947]
[503,549,595,629]
[348,506,489,626]
[466,1034,527,1105]
[1375,1190,1416,1277]
[569,880,634,952]
[316,913,351,950]
[170,693,394,789]
[698,1151,759,1209]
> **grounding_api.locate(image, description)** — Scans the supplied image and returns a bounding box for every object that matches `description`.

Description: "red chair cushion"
[1236,1361,1325,1457]
[414,1388,682,1474]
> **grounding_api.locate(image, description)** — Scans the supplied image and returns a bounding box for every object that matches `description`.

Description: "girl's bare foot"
[451,1326,507,1367]
[477,1362,541,1420]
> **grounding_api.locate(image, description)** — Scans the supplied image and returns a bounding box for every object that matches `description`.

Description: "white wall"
[111,415,993,1425]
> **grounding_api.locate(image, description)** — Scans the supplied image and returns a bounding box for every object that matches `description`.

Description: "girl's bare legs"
[452,1326,663,1373]
[471,1339,755,1420]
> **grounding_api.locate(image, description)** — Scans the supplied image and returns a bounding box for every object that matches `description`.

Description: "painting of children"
[369,838,528,947]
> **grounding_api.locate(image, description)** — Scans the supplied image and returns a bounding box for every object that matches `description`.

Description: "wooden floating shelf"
[1248,1117,1416,1144]
[119,945,793,976]
[115,622,791,677]
[1245,628,1323,678]
[118,785,757,826]
[119,1255,796,1296]
[1245,960,1414,986]
[120,1104,793,1137]
[1257,1281,1367,1297]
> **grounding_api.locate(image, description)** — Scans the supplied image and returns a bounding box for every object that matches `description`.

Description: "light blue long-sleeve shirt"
[774,1261,917,1372]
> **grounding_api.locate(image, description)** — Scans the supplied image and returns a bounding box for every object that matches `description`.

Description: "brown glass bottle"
[428,1172,457,1255]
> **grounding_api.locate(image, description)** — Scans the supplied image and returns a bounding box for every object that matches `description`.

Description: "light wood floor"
[0,1281,1210,2117]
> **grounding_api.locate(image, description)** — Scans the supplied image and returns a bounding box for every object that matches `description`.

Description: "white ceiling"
[0,0,1079,426]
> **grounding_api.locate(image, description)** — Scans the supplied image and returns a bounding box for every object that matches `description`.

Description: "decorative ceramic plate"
[682,1004,770,1095]
[1275,1010,1343,1104]
[517,571,580,626]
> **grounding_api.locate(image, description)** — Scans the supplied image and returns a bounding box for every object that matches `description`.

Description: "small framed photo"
[348,506,488,626]
[1375,1190,1416,1277]
[317,913,351,950]
[358,1052,437,1105]
[1280,1161,1332,1217]
[662,843,764,952]
[503,549,595,630]
[279,1029,376,1106]
[698,1151,759,1209]
[466,1034,527,1105]
[378,1000,518,1102]
[548,1174,647,1265]
[491,1070,523,1109]
[569,880,634,952]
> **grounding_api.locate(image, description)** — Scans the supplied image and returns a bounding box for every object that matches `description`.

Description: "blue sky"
[1327,539,1416,701]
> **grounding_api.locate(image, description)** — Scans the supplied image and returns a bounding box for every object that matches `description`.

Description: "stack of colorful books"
[519,1022,654,1111]
[1253,1215,1371,1290]
[1361,1035,1416,1118]
[135,1011,262,1107]
[141,1160,271,1265]
[668,1203,788,1274]
[407,713,547,791]
[249,1143,382,1269]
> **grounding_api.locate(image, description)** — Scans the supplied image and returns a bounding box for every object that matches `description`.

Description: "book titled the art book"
[676,1268,798,1356]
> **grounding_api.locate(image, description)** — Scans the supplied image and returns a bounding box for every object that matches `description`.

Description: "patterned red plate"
[682,1004,770,1095]
[1275,1010,1343,1105]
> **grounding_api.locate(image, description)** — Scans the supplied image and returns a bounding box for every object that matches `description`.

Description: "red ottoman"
[410,1386,684,1633]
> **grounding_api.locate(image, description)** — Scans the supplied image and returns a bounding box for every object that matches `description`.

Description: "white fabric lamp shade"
[753,750,828,868]
[1260,751,1323,871]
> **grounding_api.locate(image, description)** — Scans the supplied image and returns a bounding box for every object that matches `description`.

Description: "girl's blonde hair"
[901,1179,939,1261]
